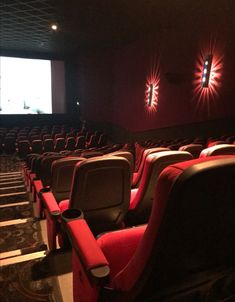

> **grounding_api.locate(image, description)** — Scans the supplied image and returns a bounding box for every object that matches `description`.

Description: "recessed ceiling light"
[51,24,58,31]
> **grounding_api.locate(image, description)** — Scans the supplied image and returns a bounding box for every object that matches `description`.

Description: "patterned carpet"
[0,155,63,302]
[0,193,29,205]
[0,260,63,302]
[0,221,43,252]
[0,203,33,222]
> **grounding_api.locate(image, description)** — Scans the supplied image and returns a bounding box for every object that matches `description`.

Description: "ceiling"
[0,0,235,59]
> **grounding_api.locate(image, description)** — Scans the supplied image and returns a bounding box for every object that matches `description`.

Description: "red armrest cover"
[67,219,108,271]
[42,191,61,213]
[33,179,43,194]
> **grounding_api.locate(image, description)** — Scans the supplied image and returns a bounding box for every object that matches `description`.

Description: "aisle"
[0,155,63,302]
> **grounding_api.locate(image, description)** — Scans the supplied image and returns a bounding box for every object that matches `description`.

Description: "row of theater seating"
[0,124,81,143]
[67,155,235,302]
[141,133,235,150]
[0,124,108,155]
[22,142,235,302]
[125,135,234,166]
[1,123,234,158]
[16,131,235,162]
[23,142,235,248]
[14,135,235,159]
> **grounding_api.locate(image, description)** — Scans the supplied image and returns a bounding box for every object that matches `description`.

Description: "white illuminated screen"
[0,56,52,114]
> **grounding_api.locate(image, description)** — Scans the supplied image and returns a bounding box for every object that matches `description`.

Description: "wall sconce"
[147,83,154,106]
[201,54,213,87]
[145,80,159,112]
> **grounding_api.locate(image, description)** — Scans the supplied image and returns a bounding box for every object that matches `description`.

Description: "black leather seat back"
[69,156,131,235]
[51,157,84,202]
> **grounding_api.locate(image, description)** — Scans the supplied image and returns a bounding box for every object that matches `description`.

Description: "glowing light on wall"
[201,54,213,87]
[145,80,159,112]
[193,39,223,116]
[145,57,160,113]
[147,83,154,106]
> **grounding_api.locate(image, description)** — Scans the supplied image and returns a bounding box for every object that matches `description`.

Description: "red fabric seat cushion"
[97,225,146,282]
[59,199,70,212]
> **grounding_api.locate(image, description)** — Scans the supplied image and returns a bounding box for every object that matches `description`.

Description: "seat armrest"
[67,219,110,284]
[33,179,43,192]
[41,191,61,216]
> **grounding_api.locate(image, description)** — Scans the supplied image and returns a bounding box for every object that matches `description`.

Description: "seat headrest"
[200,144,235,157]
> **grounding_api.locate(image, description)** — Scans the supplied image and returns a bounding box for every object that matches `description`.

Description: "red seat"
[106,150,134,174]
[80,151,103,158]
[226,135,235,144]
[207,140,226,147]
[31,139,43,154]
[132,147,169,187]
[42,156,131,250]
[29,134,40,142]
[85,131,92,142]
[4,136,16,154]
[32,154,65,215]
[43,134,52,141]
[54,133,64,139]
[43,139,54,152]
[54,138,66,152]
[179,143,204,158]
[47,157,84,202]
[40,157,84,246]
[200,144,235,157]
[86,134,99,148]
[65,137,76,151]
[75,136,86,149]
[24,153,40,190]
[67,155,235,302]
[17,140,31,158]
[133,143,145,172]
[126,150,193,225]
[97,133,107,147]
[25,152,58,189]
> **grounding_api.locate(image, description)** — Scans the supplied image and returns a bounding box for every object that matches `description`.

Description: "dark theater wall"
[111,31,235,133]
[75,50,114,123]
[75,6,235,137]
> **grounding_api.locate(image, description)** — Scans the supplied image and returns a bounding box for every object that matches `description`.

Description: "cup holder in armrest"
[38,186,51,199]
[40,187,51,193]
[61,208,84,223]
[60,209,84,249]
